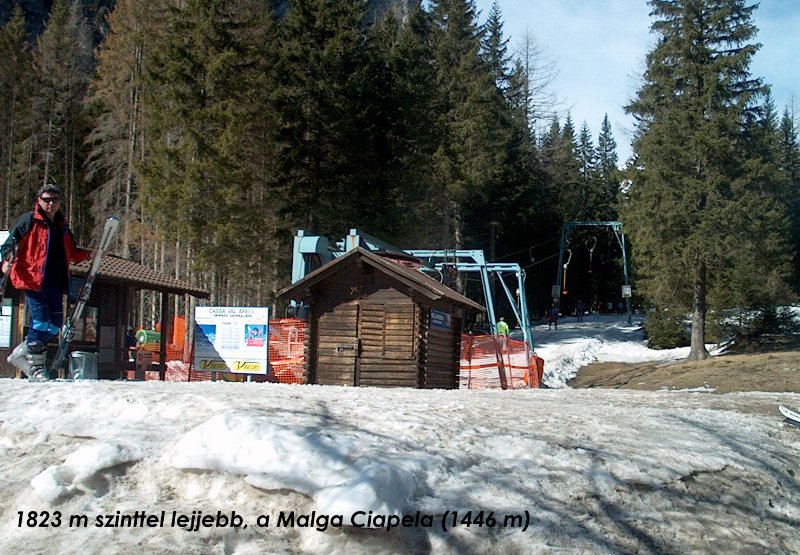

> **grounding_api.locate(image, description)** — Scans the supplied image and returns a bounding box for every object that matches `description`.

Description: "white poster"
[0,232,10,348]
[0,298,12,348]
[194,306,270,374]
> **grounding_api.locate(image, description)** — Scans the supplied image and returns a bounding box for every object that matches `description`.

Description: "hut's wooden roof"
[71,254,209,298]
[277,247,484,312]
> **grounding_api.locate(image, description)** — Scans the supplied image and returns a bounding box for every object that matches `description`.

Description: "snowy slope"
[0,316,798,554]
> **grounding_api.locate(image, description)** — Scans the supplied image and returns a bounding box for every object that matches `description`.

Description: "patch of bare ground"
[568,335,800,394]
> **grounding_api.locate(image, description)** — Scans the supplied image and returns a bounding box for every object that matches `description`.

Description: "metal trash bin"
[135,349,153,380]
[69,351,99,380]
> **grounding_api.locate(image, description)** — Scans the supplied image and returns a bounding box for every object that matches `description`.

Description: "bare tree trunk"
[440,195,450,248]
[271,228,280,313]
[453,203,465,294]
[24,140,35,203]
[688,261,710,361]
[184,241,195,358]
[122,55,141,259]
[174,237,181,317]
[3,84,19,228]
[138,217,146,326]
[43,115,53,188]
[154,237,166,328]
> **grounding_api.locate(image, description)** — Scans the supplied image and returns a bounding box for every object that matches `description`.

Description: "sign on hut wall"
[430,308,451,331]
[194,306,270,374]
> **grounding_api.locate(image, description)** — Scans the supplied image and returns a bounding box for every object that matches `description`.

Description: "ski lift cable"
[523,252,560,269]
[492,235,561,262]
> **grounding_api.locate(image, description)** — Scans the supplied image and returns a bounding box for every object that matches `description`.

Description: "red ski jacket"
[1,204,90,293]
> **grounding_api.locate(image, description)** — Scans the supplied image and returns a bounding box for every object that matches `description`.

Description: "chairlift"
[561,248,572,295]
[555,221,632,325]
[585,237,597,273]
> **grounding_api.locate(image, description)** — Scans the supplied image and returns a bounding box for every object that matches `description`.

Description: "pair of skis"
[47,216,120,375]
[779,405,800,429]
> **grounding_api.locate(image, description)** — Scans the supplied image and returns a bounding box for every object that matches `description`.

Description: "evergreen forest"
[1,0,798,351]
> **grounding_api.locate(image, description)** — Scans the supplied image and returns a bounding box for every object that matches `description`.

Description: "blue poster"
[430,308,451,331]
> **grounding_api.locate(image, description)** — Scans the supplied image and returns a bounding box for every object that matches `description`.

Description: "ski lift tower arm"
[405,251,535,352]
[406,250,496,333]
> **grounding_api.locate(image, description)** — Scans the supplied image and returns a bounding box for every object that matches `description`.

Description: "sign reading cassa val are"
[194,307,270,374]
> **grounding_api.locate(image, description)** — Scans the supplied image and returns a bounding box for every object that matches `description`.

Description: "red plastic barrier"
[459,334,541,389]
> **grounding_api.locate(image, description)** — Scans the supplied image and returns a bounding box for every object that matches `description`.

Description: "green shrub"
[644,308,689,349]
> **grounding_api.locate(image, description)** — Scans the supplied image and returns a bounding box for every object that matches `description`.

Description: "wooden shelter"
[277,247,484,388]
[0,254,209,379]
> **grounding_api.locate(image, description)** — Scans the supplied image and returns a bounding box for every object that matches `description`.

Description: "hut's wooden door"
[357,301,418,387]
[316,300,418,387]
[316,301,360,385]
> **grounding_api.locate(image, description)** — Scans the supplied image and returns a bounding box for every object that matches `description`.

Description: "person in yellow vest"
[496,316,510,350]
[496,317,509,336]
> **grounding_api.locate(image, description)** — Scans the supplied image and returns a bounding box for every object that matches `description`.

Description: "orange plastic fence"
[188,318,306,383]
[126,320,543,389]
[266,318,305,384]
[459,334,542,389]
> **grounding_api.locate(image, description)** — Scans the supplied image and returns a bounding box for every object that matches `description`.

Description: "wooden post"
[159,292,171,380]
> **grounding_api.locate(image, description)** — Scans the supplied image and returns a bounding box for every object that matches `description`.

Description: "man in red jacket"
[1,184,90,380]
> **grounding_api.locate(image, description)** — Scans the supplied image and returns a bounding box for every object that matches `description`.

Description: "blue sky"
[473,0,799,163]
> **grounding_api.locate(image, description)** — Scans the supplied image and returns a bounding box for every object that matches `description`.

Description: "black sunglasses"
[40,196,61,203]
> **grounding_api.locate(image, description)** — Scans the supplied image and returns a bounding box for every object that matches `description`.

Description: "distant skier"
[548,302,559,330]
[1,184,90,380]
[125,327,138,362]
[496,317,509,336]
[576,300,585,322]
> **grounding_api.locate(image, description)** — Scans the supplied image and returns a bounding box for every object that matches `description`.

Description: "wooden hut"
[277,247,484,388]
[0,254,209,379]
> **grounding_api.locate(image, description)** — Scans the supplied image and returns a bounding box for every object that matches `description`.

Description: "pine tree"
[30,0,93,228]
[779,106,800,183]
[501,57,557,309]
[428,0,510,249]
[0,6,34,226]
[10,0,94,233]
[595,114,620,221]
[85,0,169,257]
[575,121,597,221]
[779,105,800,290]
[541,113,581,222]
[504,35,560,249]
[360,8,441,247]
[140,0,277,304]
[481,1,510,93]
[267,0,372,236]
[470,0,516,253]
[624,0,793,357]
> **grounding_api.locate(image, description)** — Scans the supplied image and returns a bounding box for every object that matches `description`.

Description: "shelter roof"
[277,247,484,312]
[71,254,209,299]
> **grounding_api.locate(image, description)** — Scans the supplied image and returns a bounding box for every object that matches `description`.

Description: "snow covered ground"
[1,315,799,554]
[532,314,697,389]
